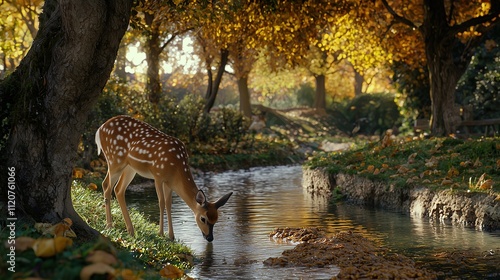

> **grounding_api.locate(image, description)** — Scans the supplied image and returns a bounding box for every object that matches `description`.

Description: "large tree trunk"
[422,0,472,136]
[238,76,252,118]
[314,74,326,110]
[0,0,131,239]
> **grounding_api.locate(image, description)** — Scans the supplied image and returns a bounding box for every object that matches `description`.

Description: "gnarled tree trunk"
[0,0,131,239]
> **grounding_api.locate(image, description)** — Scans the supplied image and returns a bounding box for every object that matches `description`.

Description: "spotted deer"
[95,115,232,242]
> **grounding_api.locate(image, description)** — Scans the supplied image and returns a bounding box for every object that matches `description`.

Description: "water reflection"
[126,165,500,279]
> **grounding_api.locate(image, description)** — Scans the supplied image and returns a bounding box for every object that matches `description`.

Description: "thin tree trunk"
[0,0,131,239]
[354,70,364,96]
[314,74,326,110]
[238,76,252,118]
[145,13,162,105]
[204,49,229,113]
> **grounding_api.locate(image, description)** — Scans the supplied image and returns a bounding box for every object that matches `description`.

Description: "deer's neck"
[171,171,200,211]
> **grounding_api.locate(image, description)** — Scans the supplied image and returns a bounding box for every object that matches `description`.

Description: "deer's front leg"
[155,180,166,237]
[163,186,174,240]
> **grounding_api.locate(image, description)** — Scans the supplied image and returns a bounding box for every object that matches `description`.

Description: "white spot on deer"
[117,151,123,157]
[148,154,152,158]
[118,126,122,132]
[168,148,176,152]
[117,158,121,164]
[160,164,164,169]
[117,135,123,140]
[113,139,117,145]
[176,154,181,159]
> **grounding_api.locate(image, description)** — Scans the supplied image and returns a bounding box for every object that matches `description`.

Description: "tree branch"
[380,0,418,29]
[450,11,500,34]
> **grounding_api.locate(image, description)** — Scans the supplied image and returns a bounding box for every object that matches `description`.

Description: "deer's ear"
[215,192,233,209]
[196,190,207,205]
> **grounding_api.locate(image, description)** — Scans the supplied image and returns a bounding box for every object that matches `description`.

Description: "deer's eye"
[201,217,206,224]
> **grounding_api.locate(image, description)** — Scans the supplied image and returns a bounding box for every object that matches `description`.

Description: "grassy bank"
[0,181,193,279]
[305,136,500,196]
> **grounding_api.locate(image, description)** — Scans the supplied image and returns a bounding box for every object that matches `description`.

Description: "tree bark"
[421,0,470,136]
[145,13,162,105]
[0,0,131,239]
[354,69,364,97]
[238,76,252,118]
[204,49,229,113]
[314,74,326,110]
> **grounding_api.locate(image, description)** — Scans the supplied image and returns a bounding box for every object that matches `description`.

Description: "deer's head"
[194,190,232,242]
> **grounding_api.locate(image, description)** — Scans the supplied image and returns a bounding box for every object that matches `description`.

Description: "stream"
[127,165,500,279]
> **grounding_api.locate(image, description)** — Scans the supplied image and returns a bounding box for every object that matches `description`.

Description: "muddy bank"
[264,227,436,279]
[302,167,500,231]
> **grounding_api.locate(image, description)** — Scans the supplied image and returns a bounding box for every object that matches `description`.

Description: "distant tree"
[374,0,500,135]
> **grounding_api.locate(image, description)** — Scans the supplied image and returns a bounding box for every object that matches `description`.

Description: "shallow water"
[126,165,500,279]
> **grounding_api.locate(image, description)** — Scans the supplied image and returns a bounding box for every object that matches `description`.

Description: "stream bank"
[302,167,500,231]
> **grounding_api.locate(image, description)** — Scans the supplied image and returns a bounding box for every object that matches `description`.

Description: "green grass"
[0,181,193,280]
[305,137,500,195]
[71,181,193,269]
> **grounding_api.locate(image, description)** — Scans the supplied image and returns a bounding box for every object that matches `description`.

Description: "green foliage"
[392,61,431,131]
[296,83,315,107]
[328,93,401,136]
[456,41,500,120]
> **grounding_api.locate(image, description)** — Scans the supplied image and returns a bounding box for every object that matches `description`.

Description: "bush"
[328,93,401,136]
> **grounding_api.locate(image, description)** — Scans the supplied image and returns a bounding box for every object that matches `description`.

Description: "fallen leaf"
[366,165,375,173]
[159,264,184,279]
[80,263,115,280]
[441,178,453,186]
[87,183,98,190]
[86,250,118,265]
[32,236,73,257]
[118,268,139,280]
[447,167,459,178]
[407,152,417,164]
[479,179,493,190]
[35,218,76,238]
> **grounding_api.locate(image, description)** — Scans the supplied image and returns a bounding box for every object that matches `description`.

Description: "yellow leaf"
[159,264,184,279]
[80,263,115,280]
[35,218,76,238]
[32,236,73,257]
[86,250,118,265]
